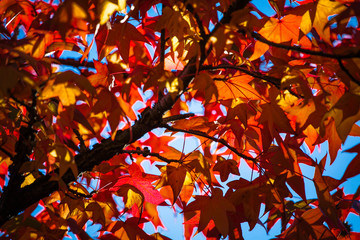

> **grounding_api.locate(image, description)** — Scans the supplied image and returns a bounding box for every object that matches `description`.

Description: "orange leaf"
[250,14,302,60]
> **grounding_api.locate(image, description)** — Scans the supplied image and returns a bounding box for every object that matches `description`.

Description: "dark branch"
[337,58,360,85]
[162,113,195,123]
[251,32,360,85]
[0,146,13,160]
[186,4,207,60]
[120,149,180,163]
[73,129,87,152]
[160,28,166,70]
[200,64,281,88]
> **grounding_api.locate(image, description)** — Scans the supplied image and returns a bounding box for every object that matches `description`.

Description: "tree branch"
[160,28,166,70]
[160,123,256,163]
[162,113,195,123]
[73,128,87,152]
[251,32,360,60]
[186,4,207,60]
[337,58,360,85]
[120,149,180,163]
[47,57,95,69]
[200,64,281,88]
[251,31,360,85]
[0,146,13,160]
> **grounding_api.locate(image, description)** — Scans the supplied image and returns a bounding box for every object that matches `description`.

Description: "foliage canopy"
[0,0,360,239]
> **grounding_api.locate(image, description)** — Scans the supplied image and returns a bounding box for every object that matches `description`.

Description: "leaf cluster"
[0,0,359,239]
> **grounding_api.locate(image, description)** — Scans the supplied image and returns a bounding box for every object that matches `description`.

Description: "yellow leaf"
[118,0,126,11]
[40,71,94,106]
[98,0,126,25]
[40,81,83,107]
[21,173,36,188]
[125,188,143,209]
[71,2,87,19]
[300,10,312,35]
[56,71,95,95]
[299,0,345,43]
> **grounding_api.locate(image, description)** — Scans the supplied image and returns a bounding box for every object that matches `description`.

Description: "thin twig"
[160,123,257,162]
[186,4,207,60]
[251,32,360,59]
[200,64,281,88]
[251,31,360,85]
[120,149,180,163]
[67,187,95,198]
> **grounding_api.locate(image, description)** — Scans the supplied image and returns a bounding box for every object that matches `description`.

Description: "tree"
[0,0,359,239]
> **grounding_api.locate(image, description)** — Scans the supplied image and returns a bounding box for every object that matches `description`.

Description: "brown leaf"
[184,188,235,236]
[213,158,240,182]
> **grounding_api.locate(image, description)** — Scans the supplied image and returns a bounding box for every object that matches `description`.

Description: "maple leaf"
[279,208,336,239]
[141,132,175,154]
[144,202,164,230]
[88,60,110,87]
[184,188,235,236]
[214,73,262,102]
[259,101,295,136]
[107,218,155,240]
[92,88,124,134]
[106,22,148,63]
[40,71,95,107]
[250,14,302,60]
[320,117,342,164]
[299,0,346,44]
[322,92,360,143]
[110,163,164,205]
[85,202,106,226]
[2,0,360,238]
[166,165,187,203]
[227,178,263,230]
[213,157,240,182]
[192,72,219,104]
[52,0,91,38]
